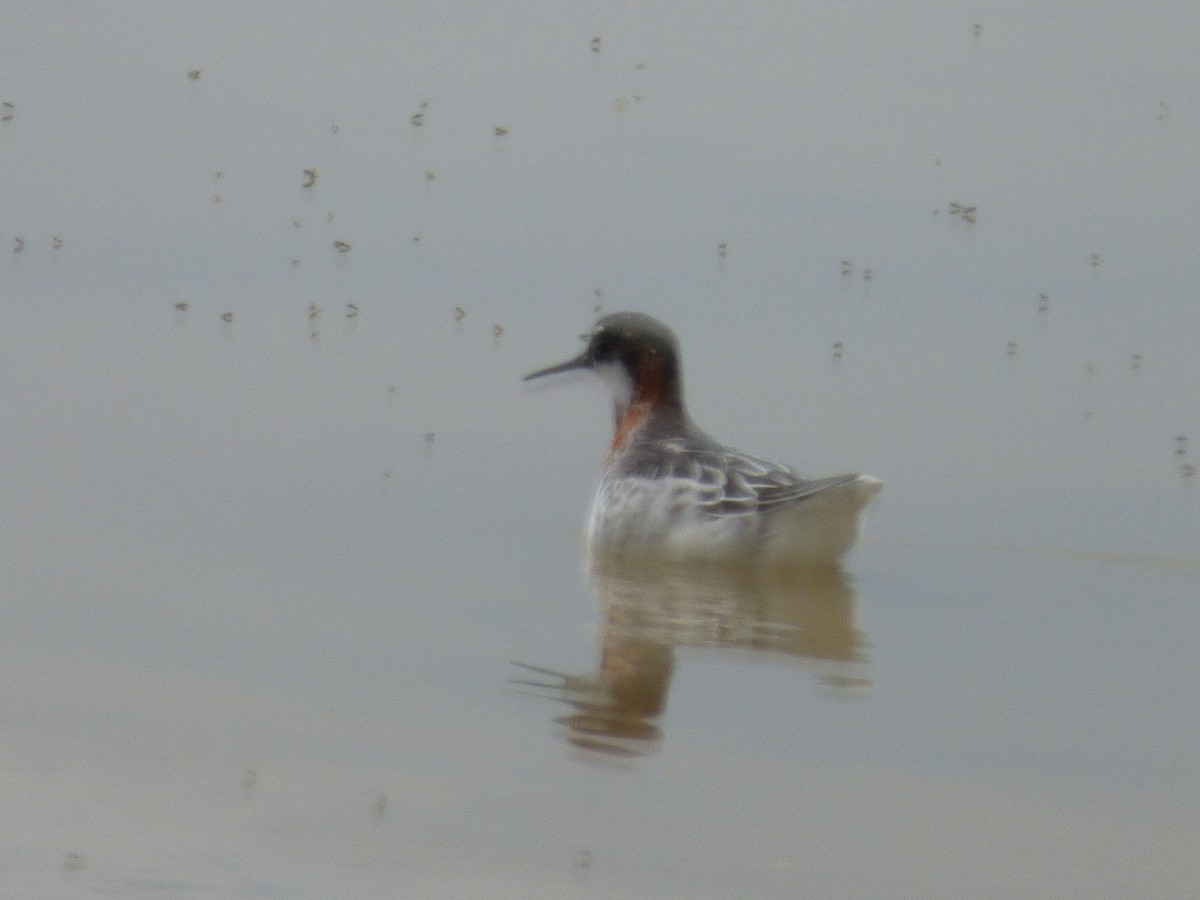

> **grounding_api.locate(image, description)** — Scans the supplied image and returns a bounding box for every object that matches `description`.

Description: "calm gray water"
[1,4,1197,897]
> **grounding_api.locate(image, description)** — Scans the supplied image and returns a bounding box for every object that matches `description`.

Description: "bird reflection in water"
[513,555,871,758]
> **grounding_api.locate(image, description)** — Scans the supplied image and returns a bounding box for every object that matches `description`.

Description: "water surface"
[1,3,1197,897]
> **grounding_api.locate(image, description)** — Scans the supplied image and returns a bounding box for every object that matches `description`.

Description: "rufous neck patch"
[609,401,650,457]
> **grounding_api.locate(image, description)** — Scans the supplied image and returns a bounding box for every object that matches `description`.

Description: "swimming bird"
[525,312,881,566]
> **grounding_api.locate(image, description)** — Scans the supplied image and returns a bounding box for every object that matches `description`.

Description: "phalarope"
[525,312,881,566]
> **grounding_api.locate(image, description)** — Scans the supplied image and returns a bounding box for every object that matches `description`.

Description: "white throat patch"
[594,360,634,415]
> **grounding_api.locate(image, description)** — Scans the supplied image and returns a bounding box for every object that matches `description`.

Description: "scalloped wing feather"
[643,441,859,517]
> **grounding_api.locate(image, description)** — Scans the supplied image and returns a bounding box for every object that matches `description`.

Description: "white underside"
[587,475,882,566]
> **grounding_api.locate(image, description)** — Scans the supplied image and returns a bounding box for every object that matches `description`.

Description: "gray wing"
[626,438,859,516]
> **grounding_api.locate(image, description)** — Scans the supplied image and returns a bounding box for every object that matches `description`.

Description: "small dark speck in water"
[575,848,593,873]
[949,202,976,223]
[241,766,258,797]
[63,851,85,876]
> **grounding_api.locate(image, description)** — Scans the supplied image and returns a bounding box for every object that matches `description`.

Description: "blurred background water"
[1,3,1197,897]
